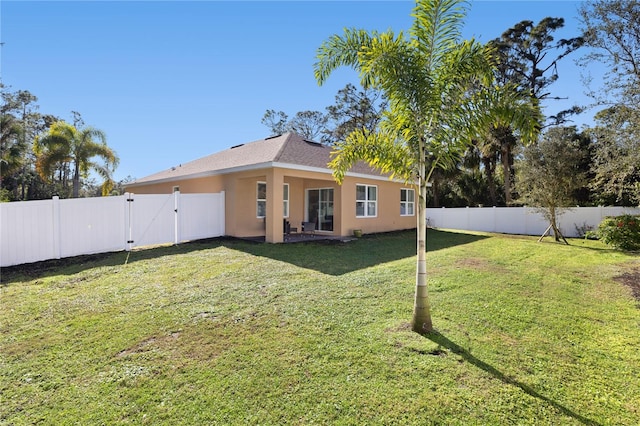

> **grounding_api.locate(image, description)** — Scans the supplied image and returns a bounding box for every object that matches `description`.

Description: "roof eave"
[127,161,406,188]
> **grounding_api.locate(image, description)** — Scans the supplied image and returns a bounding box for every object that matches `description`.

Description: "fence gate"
[0,191,225,267]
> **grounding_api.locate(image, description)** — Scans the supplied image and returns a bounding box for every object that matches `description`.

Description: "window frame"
[400,188,415,217]
[356,184,378,218]
[283,183,289,218]
[257,182,289,219]
[257,181,267,218]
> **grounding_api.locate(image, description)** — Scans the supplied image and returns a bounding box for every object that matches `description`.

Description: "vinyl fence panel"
[179,192,226,242]
[58,196,127,258]
[1,198,58,266]
[1,192,225,267]
[427,206,640,237]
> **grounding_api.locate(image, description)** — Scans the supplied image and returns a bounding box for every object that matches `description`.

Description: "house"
[126,132,417,243]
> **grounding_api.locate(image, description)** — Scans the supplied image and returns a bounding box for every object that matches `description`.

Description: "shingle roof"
[129,132,387,186]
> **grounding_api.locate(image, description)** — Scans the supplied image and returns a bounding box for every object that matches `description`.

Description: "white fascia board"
[128,161,408,187]
[271,162,407,183]
[127,162,274,187]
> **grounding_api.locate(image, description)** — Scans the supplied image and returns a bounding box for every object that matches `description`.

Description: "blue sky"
[2,1,594,182]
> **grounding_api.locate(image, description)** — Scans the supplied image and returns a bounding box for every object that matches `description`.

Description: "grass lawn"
[1,229,639,425]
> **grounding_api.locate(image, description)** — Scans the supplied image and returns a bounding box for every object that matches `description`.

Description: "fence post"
[125,192,134,251]
[174,190,181,245]
[52,195,61,259]
[218,191,226,236]
[492,206,497,233]
[466,206,470,230]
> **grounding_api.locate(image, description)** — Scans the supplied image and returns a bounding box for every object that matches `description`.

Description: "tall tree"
[588,106,640,206]
[288,110,329,142]
[261,84,386,145]
[261,110,289,136]
[487,17,583,205]
[315,0,539,333]
[261,109,328,142]
[324,83,387,144]
[579,1,640,206]
[33,121,119,198]
[579,0,640,107]
[1,89,42,200]
[0,113,25,199]
[492,18,584,102]
[516,126,588,243]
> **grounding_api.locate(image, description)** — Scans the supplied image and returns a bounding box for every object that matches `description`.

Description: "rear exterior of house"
[127,133,416,243]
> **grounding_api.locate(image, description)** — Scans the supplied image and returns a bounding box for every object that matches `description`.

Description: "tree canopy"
[516,126,588,242]
[34,121,119,198]
[579,0,640,107]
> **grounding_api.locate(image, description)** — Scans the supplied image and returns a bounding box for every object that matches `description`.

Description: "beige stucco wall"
[126,176,225,194]
[339,176,417,236]
[126,168,416,241]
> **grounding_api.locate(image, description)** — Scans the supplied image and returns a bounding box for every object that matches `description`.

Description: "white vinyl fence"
[0,192,225,267]
[426,206,640,238]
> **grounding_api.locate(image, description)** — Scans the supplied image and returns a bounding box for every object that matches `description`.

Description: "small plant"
[575,222,596,239]
[0,188,12,202]
[597,215,640,251]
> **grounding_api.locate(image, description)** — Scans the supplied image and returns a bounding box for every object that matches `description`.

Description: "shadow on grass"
[224,228,487,276]
[0,238,226,285]
[424,331,602,426]
[0,229,486,284]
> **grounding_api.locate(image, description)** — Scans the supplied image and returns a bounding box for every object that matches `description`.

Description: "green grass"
[1,230,639,425]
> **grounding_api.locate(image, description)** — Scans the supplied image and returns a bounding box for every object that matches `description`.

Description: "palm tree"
[0,114,26,194]
[33,121,119,198]
[315,0,540,333]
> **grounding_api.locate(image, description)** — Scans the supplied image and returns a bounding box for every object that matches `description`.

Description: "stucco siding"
[128,175,224,194]
[340,176,417,236]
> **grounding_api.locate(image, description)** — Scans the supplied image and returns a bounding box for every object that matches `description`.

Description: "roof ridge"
[273,132,295,162]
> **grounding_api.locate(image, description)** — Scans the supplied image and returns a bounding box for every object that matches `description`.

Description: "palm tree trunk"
[72,163,80,198]
[501,141,512,205]
[412,151,433,334]
[483,155,497,205]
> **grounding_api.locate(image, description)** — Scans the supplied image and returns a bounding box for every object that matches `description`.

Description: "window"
[257,182,289,218]
[257,182,266,218]
[356,184,377,217]
[401,188,415,216]
[283,183,289,218]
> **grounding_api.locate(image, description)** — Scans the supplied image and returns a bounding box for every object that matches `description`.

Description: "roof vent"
[230,143,244,149]
[304,139,323,147]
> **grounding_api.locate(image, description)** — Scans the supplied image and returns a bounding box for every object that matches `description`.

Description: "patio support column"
[265,168,284,243]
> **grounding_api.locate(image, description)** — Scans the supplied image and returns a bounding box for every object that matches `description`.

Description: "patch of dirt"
[614,267,640,303]
[457,258,490,268]
[456,257,508,274]
[116,332,181,358]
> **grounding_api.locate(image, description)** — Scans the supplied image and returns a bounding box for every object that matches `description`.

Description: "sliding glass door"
[306,188,334,232]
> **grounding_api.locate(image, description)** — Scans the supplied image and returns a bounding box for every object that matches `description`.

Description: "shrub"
[597,215,640,251]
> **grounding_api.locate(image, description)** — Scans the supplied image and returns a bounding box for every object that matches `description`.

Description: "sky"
[2,1,598,182]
